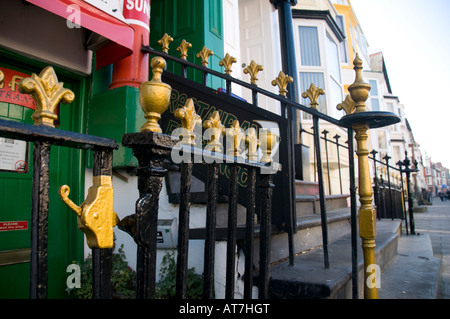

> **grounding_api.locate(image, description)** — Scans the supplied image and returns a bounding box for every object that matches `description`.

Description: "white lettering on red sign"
[123,0,151,31]
[0,221,28,232]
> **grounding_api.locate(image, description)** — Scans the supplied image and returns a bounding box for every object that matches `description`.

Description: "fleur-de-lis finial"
[302,83,325,110]
[177,39,192,60]
[158,33,174,53]
[196,46,214,67]
[174,98,202,145]
[18,66,75,127]
[219,53,237,75]
[272,71,293,97]
[226,120,245,157]
[243,60,264,85]
[245,127,259,161]
[203,110,226,153]
[337,94,356,115]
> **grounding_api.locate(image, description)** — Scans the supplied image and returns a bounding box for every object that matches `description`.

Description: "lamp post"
[337,54,400,299]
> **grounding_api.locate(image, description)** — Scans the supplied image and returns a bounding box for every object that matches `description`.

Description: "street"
[414,196,450,299]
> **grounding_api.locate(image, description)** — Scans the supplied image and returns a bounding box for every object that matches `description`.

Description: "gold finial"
[196,46,214,67]
[174,98,201,145]
[226,120,245,157]
[139,57,172,133]
[243,60,264,85]
[203,110,226,153]
[348,53,371,113]
[302,83,325,110]
[59,176,119,249]
[337,94,356,115]
[158,33,174,53]
[272,71,293,97]
[219,53,237,75]
[18,66,75,127]
[177,39,192,60]
[245,127,259,161]
[259,129,277,163]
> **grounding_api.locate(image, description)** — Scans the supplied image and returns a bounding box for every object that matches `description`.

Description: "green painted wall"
[0,49,85,298]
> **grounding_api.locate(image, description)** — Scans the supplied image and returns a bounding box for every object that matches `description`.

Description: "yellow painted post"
[337,54,400,299]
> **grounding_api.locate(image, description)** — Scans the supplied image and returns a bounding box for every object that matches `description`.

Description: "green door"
[0,54,85,298]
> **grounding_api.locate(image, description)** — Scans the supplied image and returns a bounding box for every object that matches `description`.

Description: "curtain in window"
[300,72,326,119]
[299,26,321,66]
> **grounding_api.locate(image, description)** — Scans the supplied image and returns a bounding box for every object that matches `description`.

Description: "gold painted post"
[339,54,388,299]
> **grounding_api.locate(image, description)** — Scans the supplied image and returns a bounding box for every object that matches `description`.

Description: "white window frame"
[293,19,344,120]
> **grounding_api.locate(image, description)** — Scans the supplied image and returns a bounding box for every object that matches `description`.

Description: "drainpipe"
[110,0,151,89]
[270,0,301,142]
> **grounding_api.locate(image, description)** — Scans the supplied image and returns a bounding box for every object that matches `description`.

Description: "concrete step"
[256,208,352,267]
[269,219,401,299]
[378,232,441,299]
[295,180,349,218]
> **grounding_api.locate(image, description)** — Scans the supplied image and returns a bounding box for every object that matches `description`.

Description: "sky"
[350,0,450,168]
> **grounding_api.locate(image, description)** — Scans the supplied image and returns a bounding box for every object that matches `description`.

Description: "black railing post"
[244,167,257,299]
[322,129,331,194]
[258,173,275,299]
[203,162,219,299]
[30,140,51,299]
[334,134,343,194]
[397,160,409,235]
[225,164,240,299]
[370,150,379,220]
[402,152,417,235]
[176,157,194,299]
[91,150,114,299]
[347,128,358,299]
[383,155,394,220]
[120,132,177,299]
[313,116,329,269]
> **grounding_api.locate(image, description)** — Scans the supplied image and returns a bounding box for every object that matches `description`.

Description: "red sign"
[123,0,151,30]
[0,221,28,232]
[0,68,36,110]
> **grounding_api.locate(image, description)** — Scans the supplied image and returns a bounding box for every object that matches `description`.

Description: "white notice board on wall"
[0,138,27,172]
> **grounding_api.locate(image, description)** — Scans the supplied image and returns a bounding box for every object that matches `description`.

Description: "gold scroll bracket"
[59,176,119,249]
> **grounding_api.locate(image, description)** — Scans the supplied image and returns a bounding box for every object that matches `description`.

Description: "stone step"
[253,208,352,266]
[269,219,401,299]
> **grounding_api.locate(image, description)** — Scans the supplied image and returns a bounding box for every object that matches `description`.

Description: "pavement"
[378,196,450,299]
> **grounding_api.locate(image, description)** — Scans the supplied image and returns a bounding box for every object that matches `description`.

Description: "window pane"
[300,72,326,119]
[369,80,378,96]
[299,26,321,66]
[330,77,343,118]
[326,32,341,82]
[371,98,380,111]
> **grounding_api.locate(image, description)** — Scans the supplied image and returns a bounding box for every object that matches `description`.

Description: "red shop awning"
[26,0,135,69]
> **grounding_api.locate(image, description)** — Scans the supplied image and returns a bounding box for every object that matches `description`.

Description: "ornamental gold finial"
[302,83,325,110]
[243,60,264,85]
[245,127,259,161]
[348,53,371,113]
[59,176,119,249]
[203,110,226,152]
[226,120,245,157]
[272,71,293,97]
[196,46,214,67]
[139,57,172,133]
[174,98,201,145]
[17,66,75,127]
[219,53,237,75]
[259,129,277,163]
[158,33,174,53]
[337,94,356,115]
[177,39,192,60]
